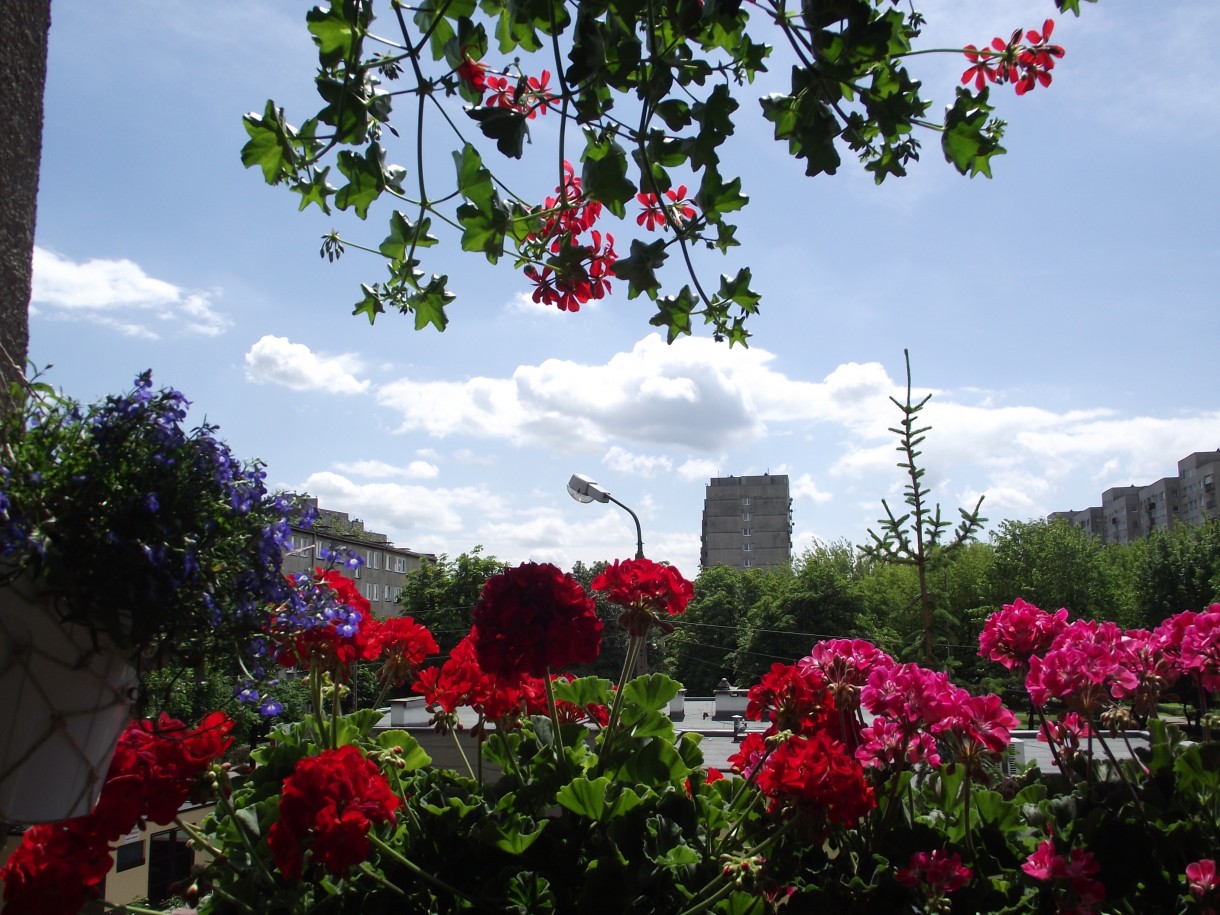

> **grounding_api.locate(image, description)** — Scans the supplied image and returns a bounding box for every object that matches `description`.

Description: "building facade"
[283,499,436,616]
[699,474,792,570]
[1049,450,1220,545]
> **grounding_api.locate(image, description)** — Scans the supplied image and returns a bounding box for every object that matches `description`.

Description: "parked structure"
[1050,451,1220,544]
[283,498,436,614]
[699,474,792,570]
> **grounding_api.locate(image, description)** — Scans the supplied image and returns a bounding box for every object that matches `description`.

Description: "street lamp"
[566,473,644,559]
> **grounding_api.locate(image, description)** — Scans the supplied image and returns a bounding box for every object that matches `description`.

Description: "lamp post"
[566,473,644,560]
[567,473,648,676]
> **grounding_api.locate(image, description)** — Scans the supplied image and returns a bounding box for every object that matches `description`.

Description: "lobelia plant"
[0,370,310,670]
[4,561,1218,913]
[243,0,1090,344]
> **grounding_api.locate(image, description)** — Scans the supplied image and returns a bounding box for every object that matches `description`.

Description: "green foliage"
[396,546,506,653]
[1133,519,1220,626]
[244,0,1082,342]
[987,517,1131,623]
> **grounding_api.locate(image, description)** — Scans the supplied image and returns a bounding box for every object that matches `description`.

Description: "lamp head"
[567,473,610,504]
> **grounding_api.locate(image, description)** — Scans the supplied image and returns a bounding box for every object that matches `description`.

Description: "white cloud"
[791,473,833,505]
[603,446,674,477]
[30,247,230,337]
[299,471,504,539]
[243,335,369,394]
[678,458,724,482]
[374,333,895,453]
[332,459,440,480]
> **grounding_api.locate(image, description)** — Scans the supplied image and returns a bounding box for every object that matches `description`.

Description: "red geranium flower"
[472,562,602,680]
[752,731,875,829]
[367,615,439,687]
[268,745,400,879]
[592,558,694,636]
[456,56,488,98]
[746,662,839,737]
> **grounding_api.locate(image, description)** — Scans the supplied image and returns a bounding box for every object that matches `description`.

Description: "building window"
[395,556,406,573]
[743,558,753,568]
[370,551,381,570]
[741,497,750,506]
[743,528,752,536]
[116,836,145,872]
[365,583,378,601]
[742,512,751,521]
[148,828,193,907]
[742,543,752,552]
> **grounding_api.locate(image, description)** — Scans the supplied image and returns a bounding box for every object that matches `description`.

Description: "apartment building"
[699,474,792,570]
[1049,450,1220,544]
[282,499,435,615]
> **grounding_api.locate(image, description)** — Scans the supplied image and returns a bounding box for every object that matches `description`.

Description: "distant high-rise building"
[700,474,792,570]
[1049,450,1220,544]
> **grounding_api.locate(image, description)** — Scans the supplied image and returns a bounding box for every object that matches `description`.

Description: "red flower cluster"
[1021,838,1106,913]
[523,161,617,313]
[414,634,548,726]
[979,598,1069,670]
[591,557,694,636]
[746,662,839,737]
[268,745,400,879]
[731,731,874,829]
[485,68,558,119]
[636,185,697,232]
[0,712,234,915]
[472,561,603,680]
[366,615,440,688]
[961,19,1065,95]
[729,659,873,832]
[897,849,972,898]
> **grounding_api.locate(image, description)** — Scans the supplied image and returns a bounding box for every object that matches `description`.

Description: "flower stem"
[368,833,493,910]
[599,634,643,768]
[543,669,570,776]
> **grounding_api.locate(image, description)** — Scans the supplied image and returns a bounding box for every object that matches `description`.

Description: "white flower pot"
[0,578,137,823]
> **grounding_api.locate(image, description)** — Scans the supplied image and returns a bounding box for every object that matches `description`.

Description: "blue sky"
[30,1,1220,578]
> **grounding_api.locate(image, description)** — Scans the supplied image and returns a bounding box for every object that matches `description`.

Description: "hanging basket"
[0,576,137,823]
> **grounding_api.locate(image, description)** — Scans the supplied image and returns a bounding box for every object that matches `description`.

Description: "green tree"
[1133,520,1220,627]
[861,350,986,666]
[986,517,1119,622]
[664,564,765,694]
[396,546,506,653]
[244,0,1093,343]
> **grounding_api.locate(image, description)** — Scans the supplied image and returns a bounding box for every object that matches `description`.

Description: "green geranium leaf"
[467,106,528,159]
[717,268,760,314]
[556,776,645,821]
[716,891,766,915]
[335,144,405,219]
[374,730,432,771]
[241,101,300,185]
[581,132,635,217]
[552,675,614,708]
[379,211,438,260]
[307,0,371,69]
[941,86,1005,177]
[622,673,683,714]
[695,168,747,219]
[613,238,668,300]
[483,814,547,854]
[505,872,556,914]
[621,737,689,784]
[649,285,697,341]
[292,166,335,213]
